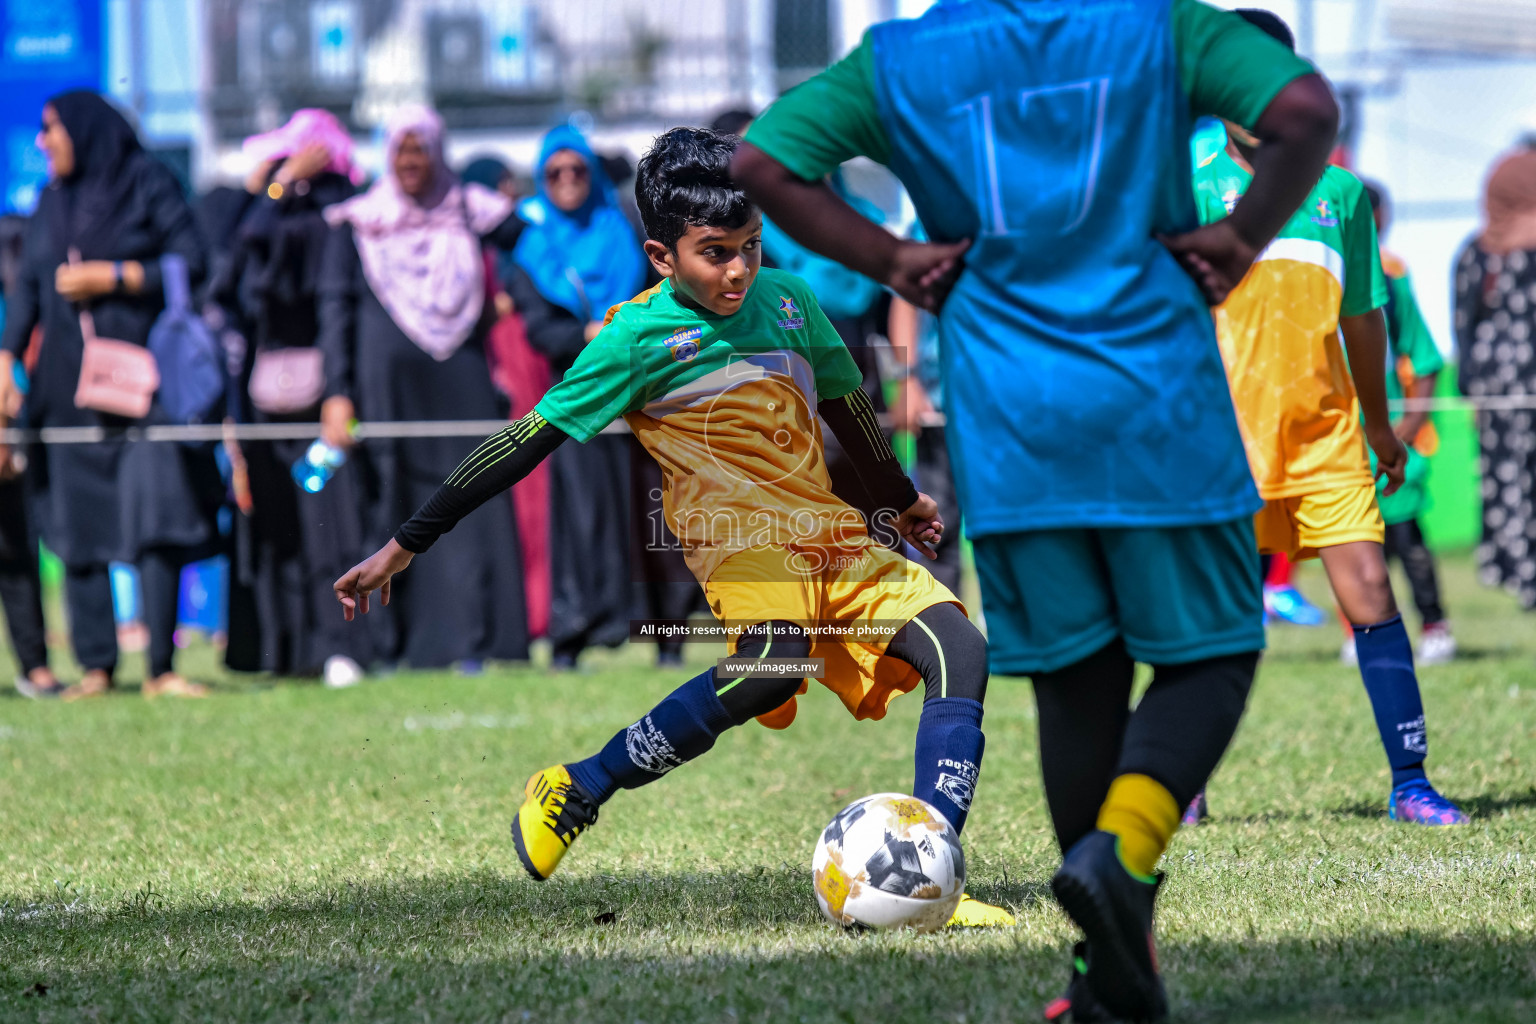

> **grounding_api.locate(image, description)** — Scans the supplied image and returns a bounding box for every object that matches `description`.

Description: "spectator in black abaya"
[0,214,60,698]
[506,125,649,669]
[0,91,217,700]
[319,105,528,670]
[196,186,254,302]
[215,109,375,686]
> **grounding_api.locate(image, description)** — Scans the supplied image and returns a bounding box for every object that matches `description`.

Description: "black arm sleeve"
[817,389,918,514]
[393,410,569,553]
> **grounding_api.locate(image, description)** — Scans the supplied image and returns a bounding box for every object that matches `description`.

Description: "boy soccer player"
[732,1,1338,1019]
[1193,12,1466,826]
[334,127,1009,926]
[1357,179,1456,664]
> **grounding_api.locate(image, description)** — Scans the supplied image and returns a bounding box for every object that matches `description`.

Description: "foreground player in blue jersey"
[733,1,1339,1019]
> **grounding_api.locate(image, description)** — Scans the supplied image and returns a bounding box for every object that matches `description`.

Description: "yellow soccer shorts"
[1253,483,1385,560]
[702,542,961,727]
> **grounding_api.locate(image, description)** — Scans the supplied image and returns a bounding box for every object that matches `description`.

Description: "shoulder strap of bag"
[161,253,190,314]
[68,247,98,343]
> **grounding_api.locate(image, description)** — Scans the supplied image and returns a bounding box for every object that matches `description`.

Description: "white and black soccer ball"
[812,793,964,933]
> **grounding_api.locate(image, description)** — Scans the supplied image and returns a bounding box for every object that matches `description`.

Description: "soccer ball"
[812,793,964,933]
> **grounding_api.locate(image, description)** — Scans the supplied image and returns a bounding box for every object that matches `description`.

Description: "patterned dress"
[1455,242,1536,608]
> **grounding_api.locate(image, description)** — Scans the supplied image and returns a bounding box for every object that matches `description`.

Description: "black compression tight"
[708,603,987,726]
[713,620,811,726]
[885,602,988,703]
[1117,651,1257,808]
[1031,641,1258,852]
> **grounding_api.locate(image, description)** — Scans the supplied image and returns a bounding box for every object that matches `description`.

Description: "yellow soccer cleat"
[947,893,1016,928]
[510,765,599,880]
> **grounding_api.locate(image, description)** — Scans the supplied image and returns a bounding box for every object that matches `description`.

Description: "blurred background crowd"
[2,0,1536,697]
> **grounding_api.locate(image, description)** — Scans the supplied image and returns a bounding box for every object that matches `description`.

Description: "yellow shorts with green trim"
[703,543,960,727]
[1254,483,1385,561]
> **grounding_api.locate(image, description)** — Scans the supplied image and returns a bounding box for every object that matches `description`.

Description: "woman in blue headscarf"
[510,126,646,332]
[505,126,649,668]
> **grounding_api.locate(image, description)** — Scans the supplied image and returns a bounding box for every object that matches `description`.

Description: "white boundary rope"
[0,420,521,445]
[0,396,1527,445]
[1394,395,1536,412]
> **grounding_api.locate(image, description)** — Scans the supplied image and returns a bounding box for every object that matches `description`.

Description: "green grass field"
[2,554,1534,1022]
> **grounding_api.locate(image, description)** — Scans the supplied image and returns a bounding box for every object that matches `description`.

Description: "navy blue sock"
[1352,615,1428,788]
[913,697,985,834]
[567,669,735,804]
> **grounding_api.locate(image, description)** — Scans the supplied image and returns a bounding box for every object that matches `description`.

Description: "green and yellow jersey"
[1381,250,1445,408]
[534,268,867,582]
[1374,249,1445,524]
[1194,150,1389,499]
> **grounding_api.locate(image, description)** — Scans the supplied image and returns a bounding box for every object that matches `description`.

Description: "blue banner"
[0,0,103,212]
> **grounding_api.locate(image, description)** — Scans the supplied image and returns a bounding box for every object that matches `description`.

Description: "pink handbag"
[74,322,160,419]
[248,347,325,415]
[69,248,160,419]
[74,311,160,420]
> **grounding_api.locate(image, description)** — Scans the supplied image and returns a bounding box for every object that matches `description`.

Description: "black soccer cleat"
[1042,942,1120,1023]
[1051,830,1168,1023]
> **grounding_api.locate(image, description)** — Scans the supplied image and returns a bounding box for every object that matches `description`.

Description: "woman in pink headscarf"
[318,106,529,669]
[215,108,376,685]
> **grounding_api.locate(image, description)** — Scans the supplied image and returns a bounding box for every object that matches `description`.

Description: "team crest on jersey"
[1312,198,1338,227]
[665,326,702,362]
[1221,188,1240,214]
[776,296,804,330]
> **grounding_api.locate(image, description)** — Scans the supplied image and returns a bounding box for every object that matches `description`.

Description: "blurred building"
[116,0,895,187]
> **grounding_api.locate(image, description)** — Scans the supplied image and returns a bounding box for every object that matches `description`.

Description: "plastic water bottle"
[292,440,346,493]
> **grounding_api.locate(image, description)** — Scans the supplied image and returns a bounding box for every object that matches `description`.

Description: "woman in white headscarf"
[318,106,528,669]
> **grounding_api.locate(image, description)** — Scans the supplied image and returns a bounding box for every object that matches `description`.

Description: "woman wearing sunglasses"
[506,126,649,670]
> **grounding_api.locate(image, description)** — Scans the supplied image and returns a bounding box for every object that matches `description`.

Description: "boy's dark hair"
[636,126,754,250]
[1236,8,1296,51]
[709,108,756,136]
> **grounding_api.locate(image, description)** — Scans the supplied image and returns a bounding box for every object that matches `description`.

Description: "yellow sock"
[1095,774,1181,882]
